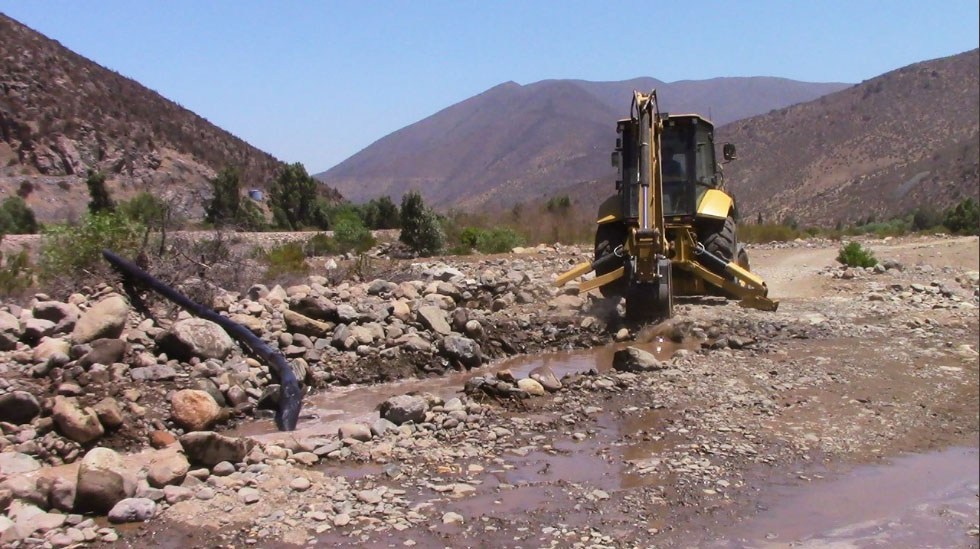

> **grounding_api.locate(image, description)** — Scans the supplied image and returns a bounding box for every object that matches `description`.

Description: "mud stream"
[225,329,978,547]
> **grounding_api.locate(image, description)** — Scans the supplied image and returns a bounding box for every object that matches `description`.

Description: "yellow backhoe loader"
[556,90,777,321]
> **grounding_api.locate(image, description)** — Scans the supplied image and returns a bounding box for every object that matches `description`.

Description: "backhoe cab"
[556,90,777,321]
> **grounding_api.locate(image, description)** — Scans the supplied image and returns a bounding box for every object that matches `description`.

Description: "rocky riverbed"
[0,234,977,547]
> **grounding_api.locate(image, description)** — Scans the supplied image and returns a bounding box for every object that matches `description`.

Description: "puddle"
[234,334,697,442]
[705,446,980,548]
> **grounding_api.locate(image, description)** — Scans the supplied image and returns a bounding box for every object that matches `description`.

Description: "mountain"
[717,49,979,226]
[316,76,849,209]
[0,14,339,223]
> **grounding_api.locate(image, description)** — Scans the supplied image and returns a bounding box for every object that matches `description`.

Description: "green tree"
[399,191,444,256]
[269,162,318,230]
[943,198,980,235]
[86,170,115,214]
[0,196,38,234]
[205,168,264,230]
[362,196,400,229]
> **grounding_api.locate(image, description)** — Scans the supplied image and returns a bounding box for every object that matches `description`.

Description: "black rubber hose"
[102,249,303,431]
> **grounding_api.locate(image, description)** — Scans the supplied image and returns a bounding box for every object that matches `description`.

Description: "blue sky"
[1,1,977,173]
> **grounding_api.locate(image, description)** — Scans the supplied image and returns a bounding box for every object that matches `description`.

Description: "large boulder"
[155,318,234,361]
[79,338,129,368]
[417,306,452,335]
[379,395,428,425]
[283,309,333,338]
[74,447,136,514]
[170,389,221,432]
[108,498,156,523]
[71,294,130,344]
[52,396,104,443]
[290,295,337,321]
[146,452,190,488]
[0,391,41,425]
[439,335,484,368]
[32,301,80,333]
[179,432,256,467]
[612,346,666,372]
[0,310,22,350]
[31,337,71,364]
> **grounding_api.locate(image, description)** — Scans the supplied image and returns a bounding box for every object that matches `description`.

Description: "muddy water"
[703,446,980,548]
[234,333,694,442]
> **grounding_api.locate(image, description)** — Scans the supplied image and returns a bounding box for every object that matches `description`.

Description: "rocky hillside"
[719,49,980,226]
[316,77,848,209]
[0,15,340,223]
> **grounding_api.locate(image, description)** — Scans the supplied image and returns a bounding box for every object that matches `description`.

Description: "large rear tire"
[701,216,741,298]
[701,216,737,269]
[594,222,628,298]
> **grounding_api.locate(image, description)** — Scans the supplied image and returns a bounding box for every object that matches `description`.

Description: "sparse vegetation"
[837,241,878,268]
[38,212,144,287]
[263,242,309,279]
[457,227,525,254]
[0,248,33,297]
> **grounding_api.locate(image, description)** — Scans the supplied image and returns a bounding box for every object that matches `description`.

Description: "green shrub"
[943,198,980,235]
[333,214,375,253]
[0,197,38,234]
[837,241,878,268]
[39,212,144,285]
[263,242,309,278]
[0,248,33,297]
[305,233,338,256]
[464,227,524,254]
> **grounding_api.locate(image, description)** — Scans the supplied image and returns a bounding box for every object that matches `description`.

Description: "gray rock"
[335,304,360,324]
[179,432,256,467]
[0,310,22,350]
[612,346,666,372]
[417,306,452,335]
[92,397,125,430]
[211,461,236,476]
[290,295,337,321]
[530,366,562,392]
[52,396,104,443]
[338,423,372,442]
[33,301,80,333]
[283,309,333,338]
[78,338,128,368]
[371,418,398,437]
[147,453,190,488]
[156,318,234,361]
[21,317,57,342]
[0,391,41,425]
[0,452,41,475]
[439,335,484,368]
[71,294,129,344]
[163,485,193,504]
[107,498,156,523]
[380,395,428,425]
[75,447,136,514]
[238,487,261,504]
[44,476,76,512]
[129,364,178,381]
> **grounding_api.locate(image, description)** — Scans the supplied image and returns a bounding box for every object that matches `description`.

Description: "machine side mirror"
[722,143,737,162]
